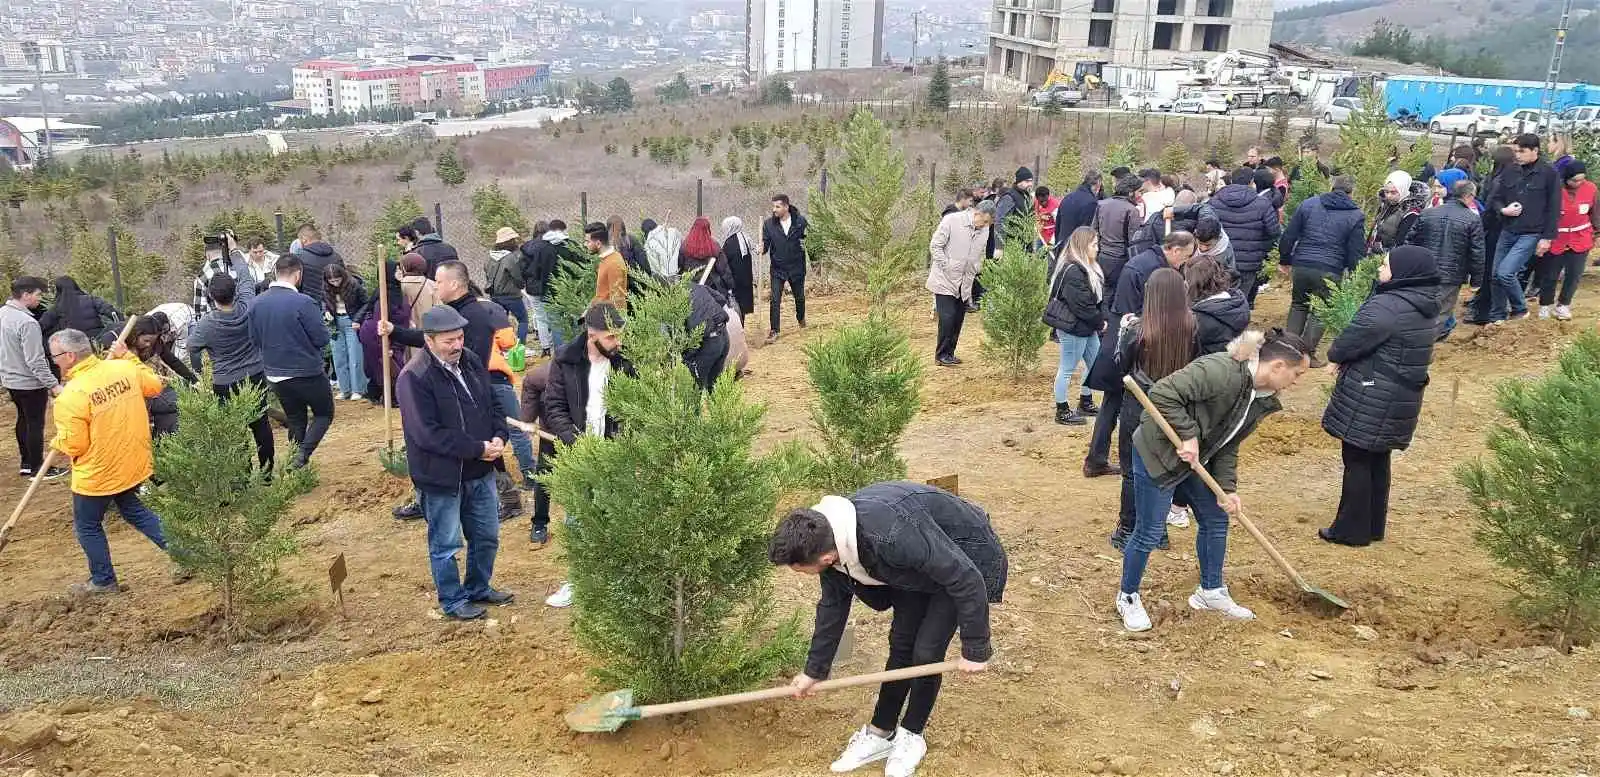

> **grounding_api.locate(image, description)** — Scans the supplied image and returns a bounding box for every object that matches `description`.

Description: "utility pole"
[1539,0,1575,125]
[24,43,51,166]
[911,11,921,74]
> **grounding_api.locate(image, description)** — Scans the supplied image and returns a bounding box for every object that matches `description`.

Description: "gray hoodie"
[188,303,263,386]
[0,300,56,391]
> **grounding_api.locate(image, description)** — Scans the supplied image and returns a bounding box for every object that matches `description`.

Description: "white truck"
[1178,49,1307,109]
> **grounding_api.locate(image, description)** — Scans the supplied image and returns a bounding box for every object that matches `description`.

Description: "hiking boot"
[1555,304,1574,321]
[1077,396,1100,416]
[442,603,487,621]
[1188,586,1256,620]
[936,356,961,367]
[68,580,120,596]
[1056,406,1086,426]
[1116,591,1152,632]
[545,582,575,608]
[1082,460,1121,478]
[1166,505,1191,528]
[530,525,549,547]
[392,501,424,521]
[471,589,516,606]
[885,728,927,777]
[829,726,893,773]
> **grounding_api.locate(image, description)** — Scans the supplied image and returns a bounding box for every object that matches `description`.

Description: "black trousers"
[8,387,48,473]
[933,294,967,361]
[1286,265,1337,356]
[531,438,556,533]
[1238,268,1263,308]
[1535,249,1587,307]
[770,264,806,334]
[270,375,334,468]
[1326,442,1390,546]
[870,589,958,736]
[1468,220,1505,323]
[1116,396,1139,532]
[1085,383,1123,468]
[686,333,730,390]
[217,373,276,472]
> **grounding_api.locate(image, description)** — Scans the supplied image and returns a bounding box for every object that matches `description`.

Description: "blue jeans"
[418,472,501,612]
[73,488,167,586]
[1491,232,1542,321]
[1120,450,1230,594]
[330,315,368,397]
[1053,330,1100,404]
[490,380,535,477]
[528,295,559,351]
[493,294,529,344]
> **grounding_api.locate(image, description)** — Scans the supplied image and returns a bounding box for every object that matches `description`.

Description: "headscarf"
[722,216,753,258]
[1383,245,1439,288]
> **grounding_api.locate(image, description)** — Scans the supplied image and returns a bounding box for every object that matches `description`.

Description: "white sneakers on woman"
[1166,505,1191,528]
[830,726,927,776]
[1118,587,1255,631]
[1117,592,1152,632]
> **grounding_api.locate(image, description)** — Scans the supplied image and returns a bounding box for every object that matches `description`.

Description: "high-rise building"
[746,0,885,80]
[986,0,1273,92]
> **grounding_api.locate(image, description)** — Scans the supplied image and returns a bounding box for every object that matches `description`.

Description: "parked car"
[1031,84,1083,108]
[1323,97,1361,125]
[1120,89,1172,112]
[1428,104,1505,136]
[1171,91,1229,115]
[1504,108,1555,135]
[1554,104,1600,134]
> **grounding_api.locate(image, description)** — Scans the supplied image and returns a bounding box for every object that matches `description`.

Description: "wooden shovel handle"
[504,416,559,443]
[1120,376,1312,590]
[0,449,57,554]
[637,661,961,719]
[379,264,393,445]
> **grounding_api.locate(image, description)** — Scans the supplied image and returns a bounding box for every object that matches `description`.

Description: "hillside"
[1273,0,1600,83]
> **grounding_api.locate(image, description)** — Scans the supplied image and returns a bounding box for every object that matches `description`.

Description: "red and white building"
[292,58,549,116]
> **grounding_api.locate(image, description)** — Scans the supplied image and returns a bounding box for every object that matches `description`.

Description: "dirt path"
[2,284,1598,777]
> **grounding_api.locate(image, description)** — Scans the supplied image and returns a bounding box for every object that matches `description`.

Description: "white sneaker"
[1116,592,1152,632]
[1556,304,1574,321]
[1539,306,1553,319]
[829,726,893,773]
[1188,586,1255,620]
[885,728,927,777]
[544,582,574,608]
[1166,505,1191,528]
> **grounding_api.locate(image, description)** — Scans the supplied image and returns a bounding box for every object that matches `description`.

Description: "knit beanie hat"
[1564,160,1588,180]
[1015,167,1034,184]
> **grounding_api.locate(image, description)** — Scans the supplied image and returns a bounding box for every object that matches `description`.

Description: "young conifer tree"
[804,312,923,493]
[980,237,1051,378]
[1047,132,1083,194]
[542,279,804,702]
[470,181,530,248]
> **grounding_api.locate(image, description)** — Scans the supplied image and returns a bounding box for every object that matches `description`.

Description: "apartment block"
[746,0,885,80]
[986,0,1273,92]
[293,57,546,115]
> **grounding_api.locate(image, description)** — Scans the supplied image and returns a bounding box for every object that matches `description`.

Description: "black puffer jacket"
[1322,277,1439,452]
[1280,190,1367,275]
[1404,198,1485,286]
[1208,184,1281,275]
[1192,289,1251,355]
[1128,202,1217,258]
[1042,260,1107,337]
[804,481,1008,680]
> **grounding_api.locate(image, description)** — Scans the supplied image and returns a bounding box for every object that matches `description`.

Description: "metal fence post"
[580,192,588,225]
[696,178,704,217]
[433,202,444,237]
[930,162,938,196]
[107,226,124,309]
[820,168,829,195]
[1034,154,1042,179]
[274,211,285,251]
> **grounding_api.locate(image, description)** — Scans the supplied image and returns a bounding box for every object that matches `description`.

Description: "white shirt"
[779,215,792,236]
[1140,186,1176,219]
[436,353,473,400]
[585,357,612,437]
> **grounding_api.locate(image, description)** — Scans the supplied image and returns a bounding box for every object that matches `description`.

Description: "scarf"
[813,495,885,586]
[721,215,752,258]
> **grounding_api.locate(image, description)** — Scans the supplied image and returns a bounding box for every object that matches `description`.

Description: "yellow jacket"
[51,354,165,497]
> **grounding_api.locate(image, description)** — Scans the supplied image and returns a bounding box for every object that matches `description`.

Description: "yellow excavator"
[1043,63,1105,91]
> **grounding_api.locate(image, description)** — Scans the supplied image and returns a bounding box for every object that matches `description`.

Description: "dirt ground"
[2,282,1599,777]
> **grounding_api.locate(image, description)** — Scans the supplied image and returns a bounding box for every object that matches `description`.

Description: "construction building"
[986,0,1274,92]
[292,57,549,116]
[746,0,886,80]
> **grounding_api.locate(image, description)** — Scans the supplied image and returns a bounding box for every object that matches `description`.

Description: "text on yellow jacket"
[51,354,166,497]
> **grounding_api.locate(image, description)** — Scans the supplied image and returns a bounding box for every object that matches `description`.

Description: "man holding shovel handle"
[767,481,1008,777]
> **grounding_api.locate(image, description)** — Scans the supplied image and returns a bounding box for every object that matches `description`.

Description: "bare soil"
[2,285,1599,777]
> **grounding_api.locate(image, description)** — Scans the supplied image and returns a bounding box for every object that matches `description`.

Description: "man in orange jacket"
[48,327,171,595]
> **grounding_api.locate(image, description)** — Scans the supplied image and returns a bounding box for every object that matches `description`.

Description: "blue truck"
[1382,75,1596,123]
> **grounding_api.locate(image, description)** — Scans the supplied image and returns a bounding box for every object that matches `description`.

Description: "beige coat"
[399,275,439,360]
[926,210,990,301]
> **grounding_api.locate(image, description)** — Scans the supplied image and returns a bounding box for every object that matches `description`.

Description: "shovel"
[0,316,141,555]
[376,270,407,477]
[566,660,960,733]
[1122,376,1350,610]
[504,416,560,444]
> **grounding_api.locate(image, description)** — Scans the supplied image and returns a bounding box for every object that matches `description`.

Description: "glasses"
[49,351,69,360]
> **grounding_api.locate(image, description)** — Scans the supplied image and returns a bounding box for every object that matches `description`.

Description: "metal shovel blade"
[378,445,409,477]
[1303,582,1351,610]
[566,688,643,733]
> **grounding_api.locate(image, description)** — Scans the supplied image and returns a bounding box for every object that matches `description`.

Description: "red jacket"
[1553,180,1598,255]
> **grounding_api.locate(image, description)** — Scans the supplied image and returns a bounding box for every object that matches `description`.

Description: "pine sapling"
[980,237,1051,379]
[804,313,923,494]
[1308,253,1382,339]
[1459,332,1600,651]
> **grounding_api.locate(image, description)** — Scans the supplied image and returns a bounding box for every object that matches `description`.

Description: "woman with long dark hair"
[720,215,756,323]
[1185,257,1251,356]
[1109,267,1196,550]
[357,258,411,406]
[323,263,370,401]
[679,216,735,294]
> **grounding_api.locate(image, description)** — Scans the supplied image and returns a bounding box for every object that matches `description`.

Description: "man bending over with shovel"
[769,481,1008,777]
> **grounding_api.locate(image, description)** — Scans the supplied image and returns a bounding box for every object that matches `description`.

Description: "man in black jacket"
[540,302,635,606]
[770,481,1005,777]
[761,194,808,344]
[291,224,345,307]
[400,218,460,280]
[1054,170,1102,254]
[1487,134,1563,323]
[396,305,513,621]
[1405,178,1485,340]
[1279,175,1368,363]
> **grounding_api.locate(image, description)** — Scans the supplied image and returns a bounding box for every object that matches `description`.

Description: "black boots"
[1078,395,1100,416]
[1055,401,1086,426]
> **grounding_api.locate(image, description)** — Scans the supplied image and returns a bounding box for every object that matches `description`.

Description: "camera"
[202,230,234,261]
